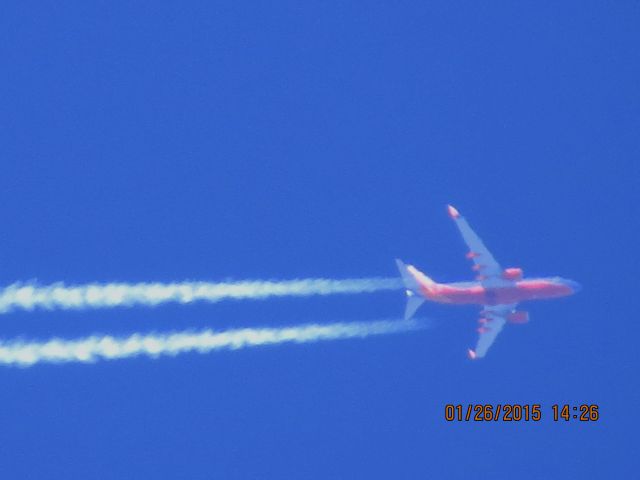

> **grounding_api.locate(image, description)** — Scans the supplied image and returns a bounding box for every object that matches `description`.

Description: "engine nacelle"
[507,311,529,324]
[502,267,523,281]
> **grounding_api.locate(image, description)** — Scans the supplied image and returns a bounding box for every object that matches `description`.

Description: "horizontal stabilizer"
[396,259,420,292]
[403,292,425,320]
[395,258,429,320]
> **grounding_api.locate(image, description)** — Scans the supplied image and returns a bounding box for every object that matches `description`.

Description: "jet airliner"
[396,205,580,359]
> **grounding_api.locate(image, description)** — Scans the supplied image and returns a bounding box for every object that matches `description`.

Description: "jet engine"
[502,267,523,281]
[507,311,529,324]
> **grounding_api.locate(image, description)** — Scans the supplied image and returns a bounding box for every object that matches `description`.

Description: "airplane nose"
[563,280,582,292]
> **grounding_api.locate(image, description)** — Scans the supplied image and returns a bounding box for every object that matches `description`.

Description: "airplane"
[396,205,580,359]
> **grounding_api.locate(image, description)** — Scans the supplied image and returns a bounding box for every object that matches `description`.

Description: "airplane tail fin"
[395,259,434,320]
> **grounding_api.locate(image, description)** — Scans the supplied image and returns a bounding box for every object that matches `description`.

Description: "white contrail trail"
[0,319,424,367]
[0,278,401,314]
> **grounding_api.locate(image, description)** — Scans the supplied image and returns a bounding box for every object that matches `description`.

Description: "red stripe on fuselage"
[419,279,575,306]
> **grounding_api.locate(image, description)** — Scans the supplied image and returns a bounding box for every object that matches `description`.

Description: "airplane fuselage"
[420,277,580,306]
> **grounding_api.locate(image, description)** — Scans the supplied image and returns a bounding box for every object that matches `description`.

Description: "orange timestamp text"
[444,404,600,422]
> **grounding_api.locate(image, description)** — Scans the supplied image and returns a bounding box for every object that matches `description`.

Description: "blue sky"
[0,2,638,478]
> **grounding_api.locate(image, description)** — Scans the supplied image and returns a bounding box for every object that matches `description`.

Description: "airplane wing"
[447,205,511,288]
[468,304,516,359]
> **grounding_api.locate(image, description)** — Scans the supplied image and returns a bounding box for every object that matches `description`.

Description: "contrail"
[0,278,401,314]
[0,319,424,367]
